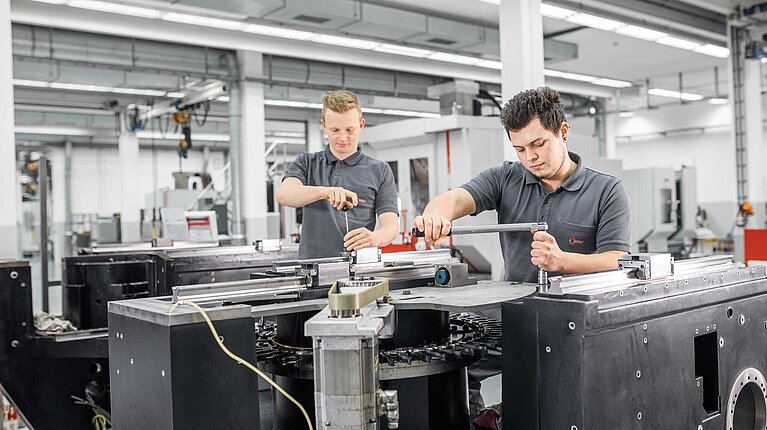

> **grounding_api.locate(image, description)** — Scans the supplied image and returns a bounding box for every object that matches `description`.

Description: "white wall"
[596,100,759,237]
[64,146,226,215]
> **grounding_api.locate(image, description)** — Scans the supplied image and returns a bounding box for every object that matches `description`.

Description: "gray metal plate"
[390,281,537,311]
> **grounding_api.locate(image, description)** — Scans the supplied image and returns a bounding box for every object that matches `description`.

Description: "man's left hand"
[531,231,566,272]
[344,228,380,251]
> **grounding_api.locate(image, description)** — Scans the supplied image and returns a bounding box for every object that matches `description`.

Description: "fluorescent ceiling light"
[428,52,480,65]
[243,24,316,41]
[13,79,51,88]
[166,92,186,98]
[615,25,667,41]
[136,131,230,141]
[540,4,576,19]
[161,12,245,31]
[68,0,162,19]
[708,97,728,105]
[543,69,632,88]
[265,100,324,109]
[693,44,730,58]
[656,36,700,50]
[15,79,172,97]
[381,109,441,118]
[15,126,94,136]
[566,13,625,31]
[618,111,635,118]
[648,88,704,101]
[560,72,597,82]
[112,87,167,96]
[313,34,380,50]
[373,44,433,58]
[476,59,503,69]
[267,131,305,138]
[216,95,230,102]
[591,78,633,88]
[266,100,439,117]
[50,82,114,92]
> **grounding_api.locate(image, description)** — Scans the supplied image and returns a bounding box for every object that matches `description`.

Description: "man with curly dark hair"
[413,87,631,425]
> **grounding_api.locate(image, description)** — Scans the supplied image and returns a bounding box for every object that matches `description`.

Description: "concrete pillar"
[499,0,545,161]
[744,59,764,227]
[306,116,324,153]
[0,1,20,259]
[119,116,141,242]
[238,50,268,242]
[603,113,617,159]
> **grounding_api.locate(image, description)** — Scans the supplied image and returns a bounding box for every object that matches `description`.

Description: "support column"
[0,1,20,258]
[237,50,268,242]
[743,59,764,227]
[306,116,324,153]
[499,0,545,161]
[119,115,141,242]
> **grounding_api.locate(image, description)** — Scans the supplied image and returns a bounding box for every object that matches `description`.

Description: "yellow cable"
[91,414,107,430]
[168,300,314,430]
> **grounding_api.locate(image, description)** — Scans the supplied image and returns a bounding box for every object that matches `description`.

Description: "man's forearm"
[561,251,625,274]
[277,185,327,208]
[422,189,474,221]
[373,216,400,247]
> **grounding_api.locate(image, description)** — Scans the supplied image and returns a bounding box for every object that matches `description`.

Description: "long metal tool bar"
[412,222,549,288]
[412,222,548,237]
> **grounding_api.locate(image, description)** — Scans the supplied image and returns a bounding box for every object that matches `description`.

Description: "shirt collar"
[324,145,364,166]
[524,151,585,191]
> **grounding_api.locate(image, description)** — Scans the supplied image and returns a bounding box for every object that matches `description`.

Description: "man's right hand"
[413,214,452,245]
[325,187,358,210]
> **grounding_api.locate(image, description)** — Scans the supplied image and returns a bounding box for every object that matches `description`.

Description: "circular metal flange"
[725,367,767,430]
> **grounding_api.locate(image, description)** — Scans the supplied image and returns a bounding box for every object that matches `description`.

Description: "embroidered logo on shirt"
[569,237,584,245]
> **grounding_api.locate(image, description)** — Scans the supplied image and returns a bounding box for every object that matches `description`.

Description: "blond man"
[276,90,400,259]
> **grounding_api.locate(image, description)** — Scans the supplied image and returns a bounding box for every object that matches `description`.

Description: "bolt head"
[10,340,19,348]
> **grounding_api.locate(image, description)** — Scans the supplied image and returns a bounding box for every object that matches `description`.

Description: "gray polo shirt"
[284,146,399,259]
[460,152,631,283]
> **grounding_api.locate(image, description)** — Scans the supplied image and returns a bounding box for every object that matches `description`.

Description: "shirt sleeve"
[459,164,506,216]
[283,153,309,184]
[596,180,632,253]
[375,163,400,216]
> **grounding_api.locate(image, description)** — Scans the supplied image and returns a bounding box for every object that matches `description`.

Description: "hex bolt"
[637,412,642,420]
[161,370,166,376]
[636,370,641,379]
[740,315,746,326]
[713,324,717,330]
[643,337,648,344]
[706,325,710,332]
[130,358,134,365]
[117,369,120,375]
[695,328,699,335]
[9,271,18,279]
[545,346,552,353]
[10,340,19,348]
[697,381,701,387]
[698,425,703,430]
[571,426,578,430]
[20,282,26,288]
[719,337,725,348]
[20,321,26,327]
[642,324,648,330]
[568,322,576,330]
